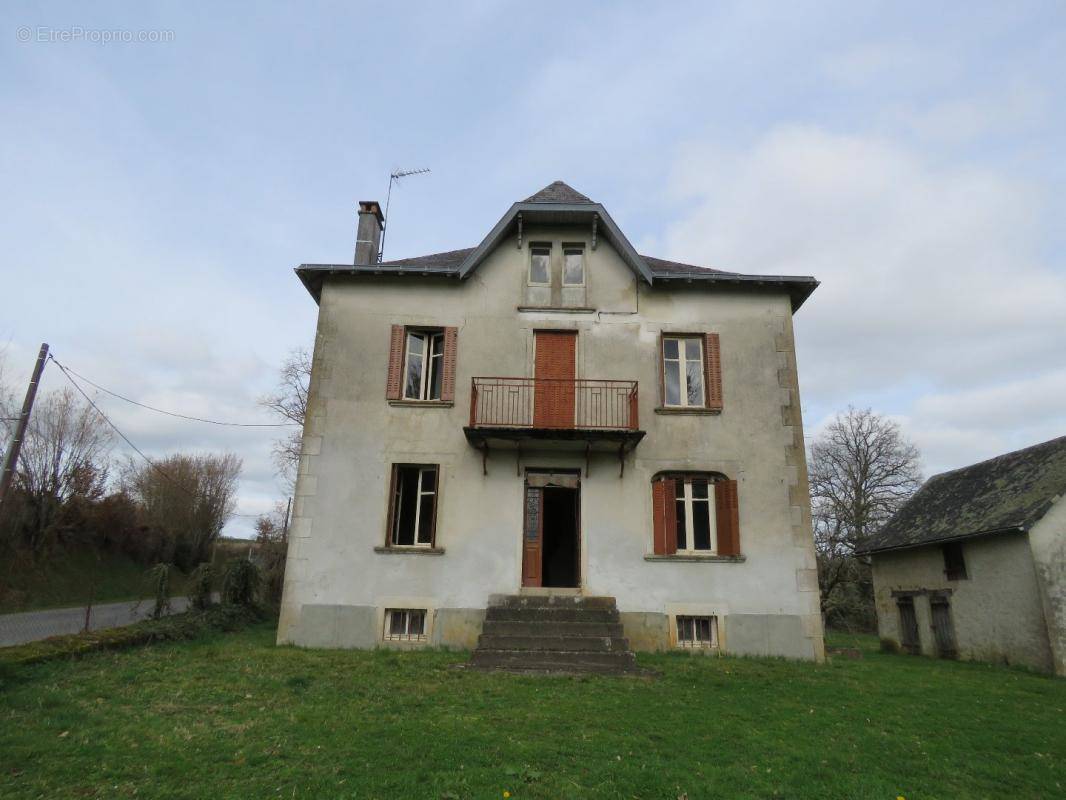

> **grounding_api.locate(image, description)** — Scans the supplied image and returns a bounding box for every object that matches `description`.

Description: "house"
[860,436,1066,675]
[276,181,825,665]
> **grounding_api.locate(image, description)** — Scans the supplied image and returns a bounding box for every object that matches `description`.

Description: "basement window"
[384,609,427,642]
[942,542,967,580]
[388,465,438,547]
[676,615,718,648]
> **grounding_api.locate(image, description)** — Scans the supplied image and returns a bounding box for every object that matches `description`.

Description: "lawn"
[1,626,1063,799]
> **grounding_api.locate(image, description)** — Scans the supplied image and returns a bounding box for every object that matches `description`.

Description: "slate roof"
[296,180,818,308]
[861,435,1066,554]
[523,181,594,204]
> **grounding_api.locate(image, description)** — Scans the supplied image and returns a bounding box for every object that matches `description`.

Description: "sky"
[2,1,1064,537]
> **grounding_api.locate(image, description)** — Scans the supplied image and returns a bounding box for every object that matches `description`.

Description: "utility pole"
[0,343,49,507]
[282,496,292,539]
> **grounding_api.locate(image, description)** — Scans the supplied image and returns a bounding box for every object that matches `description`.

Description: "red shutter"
[658,334,667,407]
[652,479,667,555]
[441,327,458,402]
[664,478,678,555]
[715,479,740,556]
[704,333,722,411]
[386,325,405,400]
[652,477,678,555]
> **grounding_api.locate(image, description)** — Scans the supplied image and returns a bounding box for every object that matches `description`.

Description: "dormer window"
[563,245,585,286]
[529,244,551,285]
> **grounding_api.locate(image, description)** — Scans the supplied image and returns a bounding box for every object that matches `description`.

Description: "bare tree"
[12,388,113,551]
[808,407,923,629]
[122,452,242,570]
[0,346,15,439]
[259,348,311,488]
[253,500,289,604]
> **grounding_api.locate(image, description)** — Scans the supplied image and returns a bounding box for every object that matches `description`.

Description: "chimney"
[354,200,384,264]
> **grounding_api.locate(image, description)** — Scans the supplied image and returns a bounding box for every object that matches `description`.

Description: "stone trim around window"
[374,546,446,555]
[644,554,745,563]
[654,407,722,416]
[387,400,455,408]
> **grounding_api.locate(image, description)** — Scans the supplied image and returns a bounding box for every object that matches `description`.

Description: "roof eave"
[653,272,819,311]
[858,524,1028,556]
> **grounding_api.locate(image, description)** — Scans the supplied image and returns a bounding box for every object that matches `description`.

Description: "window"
[675,476,716,553]
[403,330,444,400]
[529,245,551,285]
[384,609,427,642]
[676,615,718,648]
[652,473,739,557]
[388,465,438,547]
[562,245,585,286]
[663,336,705,407]
[942,542,967,580]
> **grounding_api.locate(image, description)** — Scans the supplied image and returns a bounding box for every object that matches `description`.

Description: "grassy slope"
[1,628,1063,799]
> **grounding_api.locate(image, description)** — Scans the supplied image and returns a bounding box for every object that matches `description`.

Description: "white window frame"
[675,615,718,648]
[402,329,445,401]
[528,244,552,287]
[383,608,427,642]
[662,335,705,408]
[676,477,717,554]
[391,465,437,548]
[562,244,585,287]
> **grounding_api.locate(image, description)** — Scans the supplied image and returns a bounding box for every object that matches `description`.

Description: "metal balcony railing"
[469,377,639,431]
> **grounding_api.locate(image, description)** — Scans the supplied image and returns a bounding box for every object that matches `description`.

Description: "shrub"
[188,562,215,610]
[221,558,261,607]
[145,563,172,620]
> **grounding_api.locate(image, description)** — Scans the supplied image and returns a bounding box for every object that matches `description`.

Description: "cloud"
[661,124,1066,474]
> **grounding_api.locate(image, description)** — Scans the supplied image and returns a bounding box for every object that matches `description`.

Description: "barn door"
[897,597,920,654]
[533,331,576,428]
[930,596,958,659]
[522,485,543,587]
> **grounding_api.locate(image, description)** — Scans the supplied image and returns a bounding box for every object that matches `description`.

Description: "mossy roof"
[862,435,1066,554]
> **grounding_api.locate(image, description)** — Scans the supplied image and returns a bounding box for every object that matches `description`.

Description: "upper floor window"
[386,325,457,404]
[942,542,967,580]
[562,245,585,286]
[404,330,444,400]
[663,336,705,407]
[529,244,551,285]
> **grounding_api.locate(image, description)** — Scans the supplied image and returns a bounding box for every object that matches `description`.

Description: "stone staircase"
[469,594,640,674]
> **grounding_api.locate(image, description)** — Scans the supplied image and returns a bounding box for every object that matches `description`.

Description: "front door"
[521,471,580,588]
[533,331,576,429]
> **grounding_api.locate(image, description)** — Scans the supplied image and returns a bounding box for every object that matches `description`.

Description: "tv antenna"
[379,167,430,262]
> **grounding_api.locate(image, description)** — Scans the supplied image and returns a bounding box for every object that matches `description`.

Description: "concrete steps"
[469,594,639,675]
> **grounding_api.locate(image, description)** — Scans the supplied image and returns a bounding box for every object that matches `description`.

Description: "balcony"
[464,377,646,470]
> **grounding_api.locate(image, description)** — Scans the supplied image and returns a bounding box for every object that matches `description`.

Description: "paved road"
[0,596,198,647]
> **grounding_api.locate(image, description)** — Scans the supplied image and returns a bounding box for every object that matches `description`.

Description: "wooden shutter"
[652,477,678,555]
[714,478,740,556]
[704,333,723,411]
[386,325,405,400]
[441,327,458,402]
[658,334,667,407]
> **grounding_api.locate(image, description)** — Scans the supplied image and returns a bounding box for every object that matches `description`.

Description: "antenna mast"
[379,167,430,262]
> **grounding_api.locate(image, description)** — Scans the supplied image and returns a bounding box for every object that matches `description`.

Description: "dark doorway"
[930,596,958,659]
[541,487,579,587]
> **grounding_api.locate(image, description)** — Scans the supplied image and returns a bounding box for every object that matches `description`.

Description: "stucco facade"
[871,534,1056,672]
[277,187,824,661]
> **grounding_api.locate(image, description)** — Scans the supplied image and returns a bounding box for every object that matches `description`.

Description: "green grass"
[1,627,1063,799]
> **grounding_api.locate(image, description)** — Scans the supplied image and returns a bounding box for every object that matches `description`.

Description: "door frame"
[521,468,582,589]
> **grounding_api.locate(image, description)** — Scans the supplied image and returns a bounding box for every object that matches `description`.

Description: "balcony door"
[533,330,576,429]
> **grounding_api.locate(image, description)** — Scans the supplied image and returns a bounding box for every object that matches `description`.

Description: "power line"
[47,357,299,427]
[50,356,199,499]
